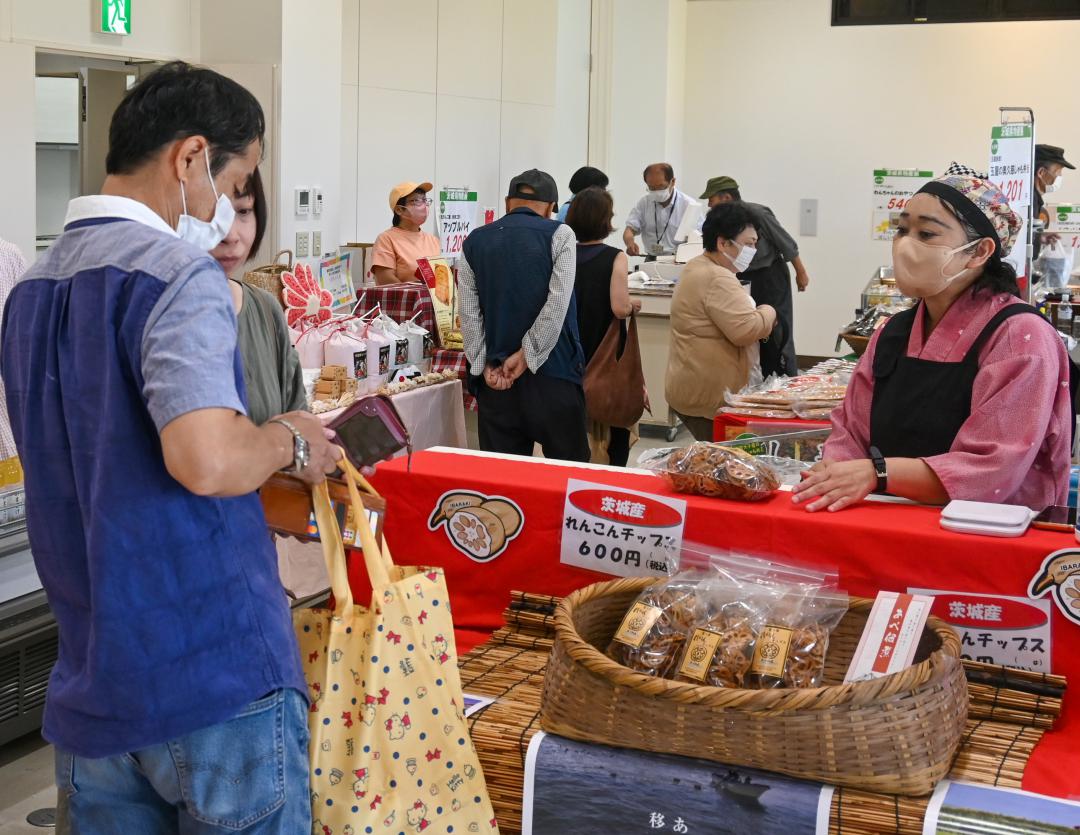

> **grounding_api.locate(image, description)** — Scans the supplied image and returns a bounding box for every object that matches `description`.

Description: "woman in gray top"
[211,168,307,424]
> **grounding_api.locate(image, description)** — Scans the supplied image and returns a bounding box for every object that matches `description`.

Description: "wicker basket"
[540,577,968,796]
[242,249,293,309]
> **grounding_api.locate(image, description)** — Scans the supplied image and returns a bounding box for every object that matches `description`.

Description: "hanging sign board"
[871,169,933,241]
[988,124,1034,278]
[438,188,479,260]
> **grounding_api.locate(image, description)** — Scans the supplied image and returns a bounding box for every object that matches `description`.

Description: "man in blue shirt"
[2,62,340,833]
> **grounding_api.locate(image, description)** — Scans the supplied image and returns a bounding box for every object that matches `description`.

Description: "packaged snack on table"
[607,572,707,679]
[649,443,780,501]
[671,552,848,690]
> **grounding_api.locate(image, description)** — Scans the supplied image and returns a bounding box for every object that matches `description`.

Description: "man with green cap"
[699,176,811,377]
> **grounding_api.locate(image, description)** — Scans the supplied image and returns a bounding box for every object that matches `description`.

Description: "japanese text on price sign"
[560,480,686,579]
[988,124,1034,278]
[910,588,1051,670]
[438,188,478,259]
[871,169,932,241]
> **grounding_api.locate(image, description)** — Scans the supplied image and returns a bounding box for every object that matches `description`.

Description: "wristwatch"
[270,418,310,474]
[869,446,888,494]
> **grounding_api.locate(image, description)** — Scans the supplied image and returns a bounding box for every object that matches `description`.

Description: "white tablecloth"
[317,379,467,455]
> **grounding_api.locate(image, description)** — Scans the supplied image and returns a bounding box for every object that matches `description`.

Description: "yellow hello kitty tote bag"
[294,459,498,834]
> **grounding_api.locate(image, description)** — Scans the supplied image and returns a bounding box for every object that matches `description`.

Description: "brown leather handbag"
[582,312,646,428]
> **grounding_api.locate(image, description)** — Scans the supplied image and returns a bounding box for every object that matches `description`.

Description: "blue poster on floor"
[522,732,831,835]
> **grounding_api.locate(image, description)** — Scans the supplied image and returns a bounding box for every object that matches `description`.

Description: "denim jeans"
[55,689,310,834]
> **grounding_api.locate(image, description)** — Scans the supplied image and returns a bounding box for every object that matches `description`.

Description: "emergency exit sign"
[101,0,131,35]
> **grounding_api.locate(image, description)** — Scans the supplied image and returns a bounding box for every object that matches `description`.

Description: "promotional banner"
[523,732,831,835]
[318,251,354,309]
[560,480,686,579]
[871,169,933,240]
[988,124,1034,279]
[439,188,479,259]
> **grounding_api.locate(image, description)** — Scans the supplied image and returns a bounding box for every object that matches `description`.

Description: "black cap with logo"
[507,169,559,205]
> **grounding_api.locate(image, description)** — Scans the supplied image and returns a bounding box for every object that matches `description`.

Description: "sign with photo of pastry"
[415,256,458,348]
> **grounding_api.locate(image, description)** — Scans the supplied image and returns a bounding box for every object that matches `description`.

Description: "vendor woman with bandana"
[794,164,1071,513]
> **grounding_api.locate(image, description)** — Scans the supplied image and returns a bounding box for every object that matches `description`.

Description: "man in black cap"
[1034,144,1076,260]
[457,169,589,462]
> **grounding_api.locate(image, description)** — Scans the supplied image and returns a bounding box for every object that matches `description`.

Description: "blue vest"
[463,207,584,384]
[1,218,304,758]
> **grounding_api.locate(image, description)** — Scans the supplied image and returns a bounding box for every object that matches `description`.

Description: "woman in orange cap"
[371,181,441,285]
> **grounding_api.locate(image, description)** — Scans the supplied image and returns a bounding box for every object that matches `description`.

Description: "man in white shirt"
[623,163,694,257]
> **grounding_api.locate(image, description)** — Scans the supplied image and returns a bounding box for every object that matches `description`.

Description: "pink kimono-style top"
[825,290,1071,510]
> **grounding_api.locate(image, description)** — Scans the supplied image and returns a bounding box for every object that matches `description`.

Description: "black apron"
[870,302,1045,459]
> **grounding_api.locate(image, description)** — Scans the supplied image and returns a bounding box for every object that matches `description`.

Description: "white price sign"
[988,124,1034,278]
[560,479,685,579]
[438,188,478,259]
[909,588,1051,671]
[1048,204,1080,234]
[872,168,933,241]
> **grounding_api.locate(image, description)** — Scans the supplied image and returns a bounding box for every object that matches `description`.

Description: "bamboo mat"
[459,592,1065,834]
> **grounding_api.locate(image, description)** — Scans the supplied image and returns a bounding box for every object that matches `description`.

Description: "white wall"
[36,147,79,238]
[280,0,342,268]
[600,0,686,234]
[6,0,199,61]
[684,0,1080,357]
[0,41,36,261]
[340,0,590,248]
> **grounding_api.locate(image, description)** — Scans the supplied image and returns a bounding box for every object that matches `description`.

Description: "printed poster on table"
[871,169,933,240]
[922,780,1080,834]
[522,732,832,835]
[988,124,1035,278]
[909,588,1051,671]
[317,251,354,309]
[560,479,686,579]
[438,188,479,259]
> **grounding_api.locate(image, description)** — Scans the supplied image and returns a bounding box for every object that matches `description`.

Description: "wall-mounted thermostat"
[295,187,311,217]
[312,188,324,218]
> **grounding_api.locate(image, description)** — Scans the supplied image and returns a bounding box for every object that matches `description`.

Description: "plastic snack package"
[607,571,709,679]
[648,443,781,501]
[671,550,847,690]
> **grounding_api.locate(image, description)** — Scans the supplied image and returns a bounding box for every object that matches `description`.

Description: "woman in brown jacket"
[665,202,777,440]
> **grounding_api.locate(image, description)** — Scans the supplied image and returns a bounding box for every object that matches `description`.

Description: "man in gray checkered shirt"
[457,170,589,462]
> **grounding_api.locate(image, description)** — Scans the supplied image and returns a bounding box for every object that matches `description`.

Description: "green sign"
[101,0,131,35]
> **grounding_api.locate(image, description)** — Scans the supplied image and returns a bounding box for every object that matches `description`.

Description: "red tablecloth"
[370,449,1080,799]
[355,282,436,337]
[432,348,476,411]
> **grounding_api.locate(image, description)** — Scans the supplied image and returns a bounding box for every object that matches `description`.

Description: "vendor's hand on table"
[626,241,642,257]
[795,271,810,292]
[791,459,876,512]
[278,410,343,483]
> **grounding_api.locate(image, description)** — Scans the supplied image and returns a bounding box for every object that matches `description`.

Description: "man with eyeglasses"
[371,181,442,285]
[623,163,695,258]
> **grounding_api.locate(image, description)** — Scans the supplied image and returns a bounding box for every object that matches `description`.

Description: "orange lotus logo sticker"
[1029,548,1080,625]
[428,491,524,563]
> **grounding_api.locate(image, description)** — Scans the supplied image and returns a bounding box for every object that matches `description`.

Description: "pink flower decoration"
[282,263,333,328]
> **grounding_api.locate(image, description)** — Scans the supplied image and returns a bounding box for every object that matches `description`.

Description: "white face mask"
[647,186,672,204]
[1047,174,1064,194]
[724,242,756,273]
[177,148,237,251]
